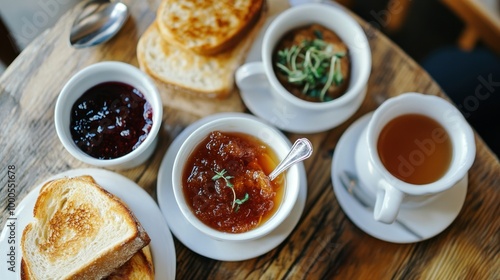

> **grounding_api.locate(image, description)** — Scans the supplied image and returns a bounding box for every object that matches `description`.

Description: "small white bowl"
[171,114,300,242]
[54,61,163,170]
[236,3,371,133]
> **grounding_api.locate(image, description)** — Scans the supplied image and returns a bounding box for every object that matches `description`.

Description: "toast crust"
[157,0,264,55]
[106,246,154,280]
[20,175,150,280]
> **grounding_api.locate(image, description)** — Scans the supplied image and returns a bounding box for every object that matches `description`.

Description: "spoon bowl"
[70,0,129,48]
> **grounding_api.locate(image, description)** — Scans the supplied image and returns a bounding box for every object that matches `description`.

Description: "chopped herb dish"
[274,24,350,102]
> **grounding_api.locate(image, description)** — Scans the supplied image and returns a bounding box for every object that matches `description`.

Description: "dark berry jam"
[70,82,153,159]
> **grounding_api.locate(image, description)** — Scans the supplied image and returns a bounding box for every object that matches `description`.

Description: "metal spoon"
[70,0,129,48]
[268,138,313,181]
[339,170,423,239]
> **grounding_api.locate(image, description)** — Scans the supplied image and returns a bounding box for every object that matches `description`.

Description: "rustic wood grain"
[1,0,499,279]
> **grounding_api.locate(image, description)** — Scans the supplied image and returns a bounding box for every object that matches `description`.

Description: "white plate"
[331,113,468,243]
[0,168,176,279]
[157,112,307,261]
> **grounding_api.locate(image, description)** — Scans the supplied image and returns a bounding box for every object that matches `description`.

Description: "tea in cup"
[354,93,476,224]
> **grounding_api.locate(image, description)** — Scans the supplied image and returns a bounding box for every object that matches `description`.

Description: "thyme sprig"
[234,193,249,212]
[212,169,249,212]
[275,30,345,102]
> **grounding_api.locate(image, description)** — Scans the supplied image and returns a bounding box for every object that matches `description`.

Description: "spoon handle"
[268,138,313,181]
[339,171,424,240]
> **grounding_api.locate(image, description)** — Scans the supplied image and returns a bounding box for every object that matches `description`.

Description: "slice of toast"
[106,245,154,280]
[21,175,150,280]
[137,4,266,99]
[156,0,264,55]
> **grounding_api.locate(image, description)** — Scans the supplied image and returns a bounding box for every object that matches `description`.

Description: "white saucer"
[0,168,176,279]
[331,113,468,243]
[157,112,307,261]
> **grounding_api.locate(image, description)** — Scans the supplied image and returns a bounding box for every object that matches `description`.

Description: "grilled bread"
[157,0,264,55]
[137,4,266,99]
[106,246,154,280]
[20,175,150,280]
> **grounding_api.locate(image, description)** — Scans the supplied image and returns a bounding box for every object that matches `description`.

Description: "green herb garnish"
[234,193,249,212]
[275,30,345,102]
[212,169,249,212]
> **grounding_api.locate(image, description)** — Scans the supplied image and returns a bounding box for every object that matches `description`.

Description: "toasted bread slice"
[157,0,264,55]
[21,175,150,280]
[106,245,154,280]
[137,5,266,99]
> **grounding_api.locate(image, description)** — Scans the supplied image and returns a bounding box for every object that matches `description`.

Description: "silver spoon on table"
[70,0,129,48]
[339,170,423,239]
[268,138,313,181]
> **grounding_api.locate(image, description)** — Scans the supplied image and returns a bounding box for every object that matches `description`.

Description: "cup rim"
[54,61,163,168]
[171,114,300,242]
[366,93,476,194]
[261,3,371,109]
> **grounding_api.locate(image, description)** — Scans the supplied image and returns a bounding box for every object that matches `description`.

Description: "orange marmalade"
[182,131,284,233]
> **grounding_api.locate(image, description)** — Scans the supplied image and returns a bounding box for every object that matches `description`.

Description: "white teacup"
[235,3,371,133]
[355,93,476,224]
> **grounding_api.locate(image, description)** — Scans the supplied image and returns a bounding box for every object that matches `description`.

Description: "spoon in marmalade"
[268,138,313,181]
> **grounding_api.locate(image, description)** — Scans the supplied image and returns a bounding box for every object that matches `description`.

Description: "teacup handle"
[374,180,405,224]
[235,62,267,90]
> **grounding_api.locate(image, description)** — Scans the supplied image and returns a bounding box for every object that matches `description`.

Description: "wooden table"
[1,0,499,279]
